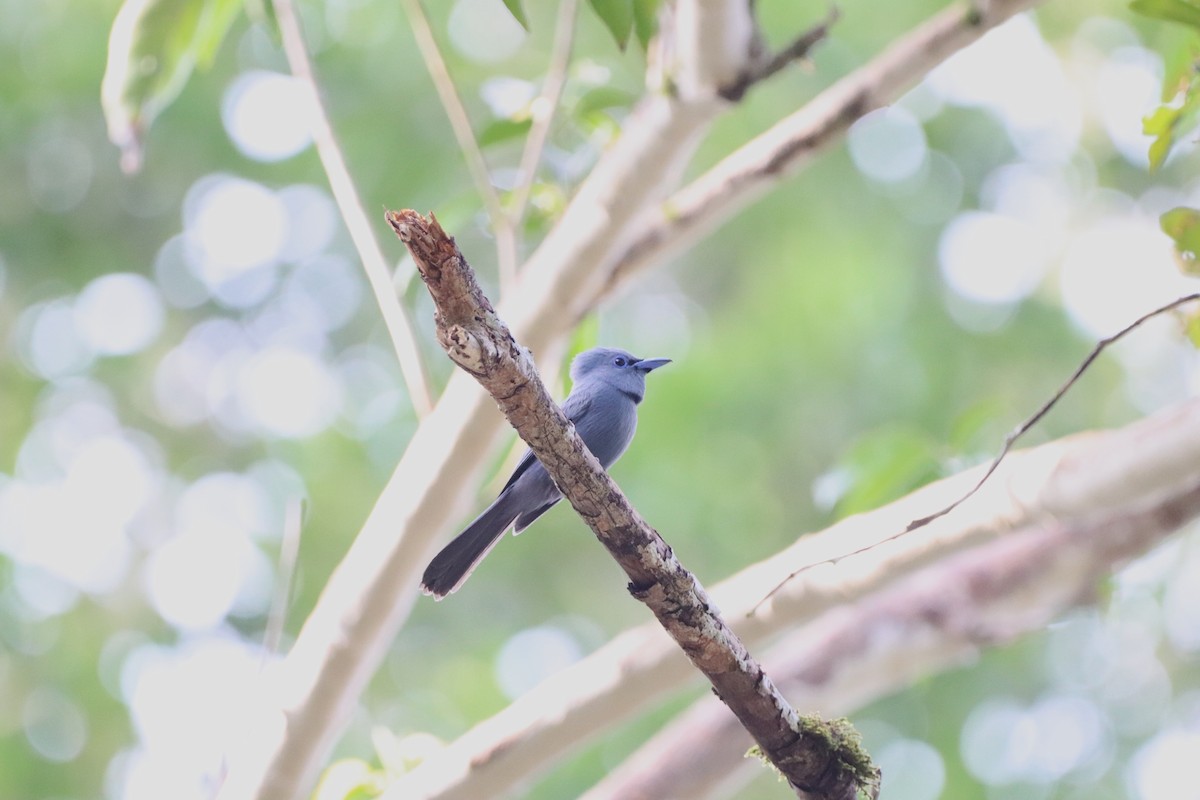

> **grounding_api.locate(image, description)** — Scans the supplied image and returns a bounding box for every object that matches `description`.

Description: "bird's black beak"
[635,357,672,372]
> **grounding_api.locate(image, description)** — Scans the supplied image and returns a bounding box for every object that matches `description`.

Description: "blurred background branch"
[603,0,1045,300]
[507,0,578,248]
[390,395,1200,799]
[585,470,1200,799]
[272,0,433,416]
[398,0,517,292]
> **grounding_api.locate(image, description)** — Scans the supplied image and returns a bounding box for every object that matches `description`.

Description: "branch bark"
[392,396,1200,800]
[386,209,878,799]
[584,476,1200,799]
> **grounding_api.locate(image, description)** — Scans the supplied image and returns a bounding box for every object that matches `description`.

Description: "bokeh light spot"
[144,530,259,631]
[877,739,945,800]
[237,347,343,438]
[939,211,1050,305]
[495,626,583,700]
[26,129,93,214]
[448,0,526,64]
[23,687,87,763]
[222,71,314,162]
[928,15,1081,162]
[848,107,928,183]
[1095,48,1162,167]
[15,298,95,380]
[1129,730,1200,799]
[184,176,286,307]
[1059,217,1200,338]
[74,273,165,356]
[277,184,338,264]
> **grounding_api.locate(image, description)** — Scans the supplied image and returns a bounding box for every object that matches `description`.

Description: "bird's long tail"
[421,492,519,599]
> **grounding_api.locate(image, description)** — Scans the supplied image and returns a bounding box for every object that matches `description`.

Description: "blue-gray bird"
[421,347,671,598]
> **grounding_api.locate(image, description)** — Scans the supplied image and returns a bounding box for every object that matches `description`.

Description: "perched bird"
[421,347,671,598]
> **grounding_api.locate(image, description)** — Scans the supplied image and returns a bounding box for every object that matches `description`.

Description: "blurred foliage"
[3,0,1200,799]
[586,0,635,50]
[1160,205,1200,267]
[101,0,243,171]
[500,0,531,32]
[1131,0,1200,29]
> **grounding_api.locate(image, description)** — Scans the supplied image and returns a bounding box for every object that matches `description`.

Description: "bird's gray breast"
[572,384,639,468]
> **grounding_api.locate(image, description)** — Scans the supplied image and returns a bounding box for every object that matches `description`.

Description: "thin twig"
[272,0,433,417]
[508,0,578,235]
[752,293,1200,613]
[262,498,304,660]
[718,8,841,102]
[399,0,517,292]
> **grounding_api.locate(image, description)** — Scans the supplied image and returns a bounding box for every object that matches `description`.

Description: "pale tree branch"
[717,7,841,102]
[271,0,432,417]
[261,498,303,661]
[386,208,878,799]
[398,0,517,291]
[215,1,1044,797]
[498,0,776,342]
[392,396,1200,800]
[508,0,578,238]
[600,0,1044,301]
[585,477,1200,800]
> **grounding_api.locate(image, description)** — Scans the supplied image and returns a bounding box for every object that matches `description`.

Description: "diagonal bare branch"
[386,208,879,800]
[394,395,1200,800]
[271,0,432,416]
[398,0,518,291]
[586,476,1200,799]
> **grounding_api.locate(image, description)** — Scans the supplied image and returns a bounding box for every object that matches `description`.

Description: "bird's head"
[569,347,671,403]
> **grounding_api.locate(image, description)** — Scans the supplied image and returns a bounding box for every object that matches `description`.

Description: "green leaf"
[1159,39,1200,102]
[1142,72,1200,171]
[1144,104,1179,171]
[1131,0,1200,30]
[195,0,242,66]
[312,758,384,800]
[1160,206,1200,272]
[478,117,533,147]
[588,0,634,50]
[632,0,660,49]
[501,0,530,30]
[101,0,241,172]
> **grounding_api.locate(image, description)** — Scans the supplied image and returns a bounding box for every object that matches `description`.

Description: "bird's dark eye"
[613,357,627,367]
